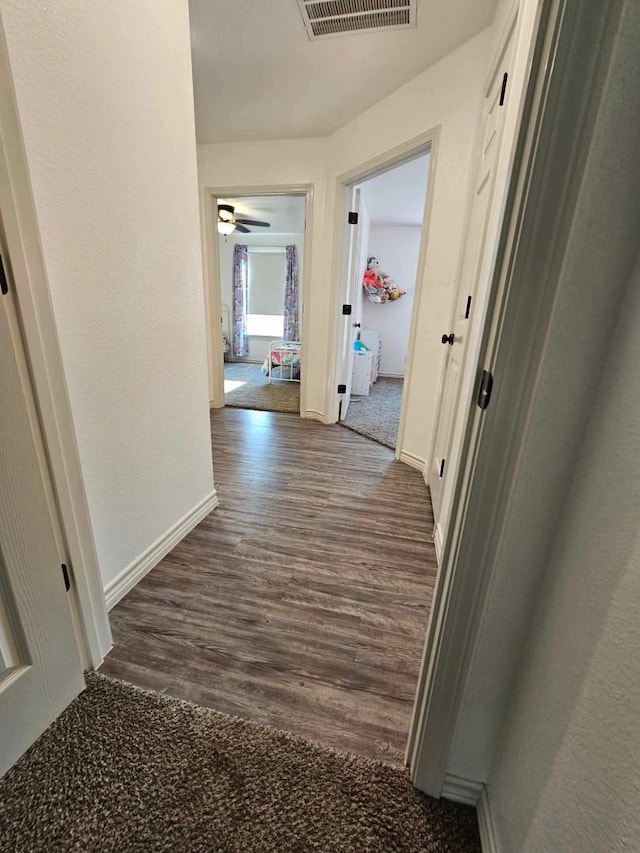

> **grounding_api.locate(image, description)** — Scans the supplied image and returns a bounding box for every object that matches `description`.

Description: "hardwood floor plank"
[101,408,438,762]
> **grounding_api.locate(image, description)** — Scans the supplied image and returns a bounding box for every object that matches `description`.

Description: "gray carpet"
[343,377,404,449]
[224,362,300,413]
[0,673,481,852]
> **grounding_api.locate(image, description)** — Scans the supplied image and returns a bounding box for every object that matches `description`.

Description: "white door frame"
[337,186,361,421]
[0,26,111,669]
[405,0,608,797]
[201,184,314,417]
[327,128,439,461]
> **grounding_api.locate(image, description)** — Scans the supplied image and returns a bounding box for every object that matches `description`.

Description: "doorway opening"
[217,194,306,415]
[333,142,433,458]
[340,154,430,450]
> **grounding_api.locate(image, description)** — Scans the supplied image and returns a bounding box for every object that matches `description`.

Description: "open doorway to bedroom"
[218,194,305,414]
[337,151,431,450]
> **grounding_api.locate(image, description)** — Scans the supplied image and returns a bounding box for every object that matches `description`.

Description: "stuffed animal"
[363,257,385,303]
[362,256,406,304]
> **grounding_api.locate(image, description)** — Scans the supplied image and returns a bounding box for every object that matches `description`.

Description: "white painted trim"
[398,450,428,484]
[201,183,314,419]
[394,135,439,462]
[441,772,483,806]
[407,0,530,783]
[433,523,443,563]
[442,777,500,852]
[0,23,111,667]
[477,787,499,853]
[407,0,610,797]
[305,408,327,424]
[104,490,218,610]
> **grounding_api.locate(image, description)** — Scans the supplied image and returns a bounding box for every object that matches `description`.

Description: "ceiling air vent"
[296,0,417,40]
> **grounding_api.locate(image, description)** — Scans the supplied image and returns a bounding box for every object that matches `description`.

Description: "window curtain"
[232,244,249,357]
[284,245,300,342]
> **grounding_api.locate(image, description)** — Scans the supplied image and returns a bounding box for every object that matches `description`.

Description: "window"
[246,314,284,337]
[247,250,285,338]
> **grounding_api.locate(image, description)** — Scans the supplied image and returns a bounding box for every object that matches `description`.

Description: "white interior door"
[430,30,516,545]
[338,187,361,420]
[0,235,84,777]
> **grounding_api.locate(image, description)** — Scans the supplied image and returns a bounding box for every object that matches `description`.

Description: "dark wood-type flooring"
[101,408,438,763]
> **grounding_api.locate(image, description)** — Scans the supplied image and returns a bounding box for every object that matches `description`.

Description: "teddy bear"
[362,256,406,304]
[363,257,385,303]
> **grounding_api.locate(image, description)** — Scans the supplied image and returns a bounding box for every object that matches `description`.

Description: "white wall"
[0,0,214,588]
[218,233,304,363]
[483,4,640,847]
[490,252,640,851]
[362,225,421,377]
[198,29,490,452]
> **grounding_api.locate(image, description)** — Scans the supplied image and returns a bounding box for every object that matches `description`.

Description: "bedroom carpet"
[224,362,299,413]
[343,377,404,449]
[0,673,481,853]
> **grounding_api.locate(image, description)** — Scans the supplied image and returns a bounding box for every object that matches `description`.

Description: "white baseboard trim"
[477,786,499,853]
[434,522,443,563]
[399,450,428,484]
[441,772,483,806]
[104,490,218,610]
[304,409,326,424]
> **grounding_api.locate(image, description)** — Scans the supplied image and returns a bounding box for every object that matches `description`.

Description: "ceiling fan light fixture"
[217,220,235,236]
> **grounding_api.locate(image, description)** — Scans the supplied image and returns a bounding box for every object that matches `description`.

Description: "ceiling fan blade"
[234,218,271,228]
[234,224,251,233]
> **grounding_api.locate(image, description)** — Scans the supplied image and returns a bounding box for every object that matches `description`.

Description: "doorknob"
[353,322,361,328]
[441,333,455,345]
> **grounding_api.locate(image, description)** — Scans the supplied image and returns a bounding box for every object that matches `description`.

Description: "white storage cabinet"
[351,350,374,396]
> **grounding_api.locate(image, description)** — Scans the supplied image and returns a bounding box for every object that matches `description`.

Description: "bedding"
[262,341,301,381]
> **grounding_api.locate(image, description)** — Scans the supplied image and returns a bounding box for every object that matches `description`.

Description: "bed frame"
[268,341,301,383]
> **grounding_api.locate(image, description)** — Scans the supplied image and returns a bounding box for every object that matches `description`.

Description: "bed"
[262,341,301,383]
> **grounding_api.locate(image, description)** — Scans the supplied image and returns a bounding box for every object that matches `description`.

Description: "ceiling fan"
[217,204,271,236]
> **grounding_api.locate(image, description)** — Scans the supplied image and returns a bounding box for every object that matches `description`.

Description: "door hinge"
[342,304,352,315]
[348,211,359,225]
[337,383,346,394]
[439,458,446,478]
[0,254,8,295]
[477,369,494,410]
[61,563,71,592]
[499,72,508,106]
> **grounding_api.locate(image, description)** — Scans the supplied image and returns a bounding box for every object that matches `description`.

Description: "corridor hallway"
[101,409,437,762]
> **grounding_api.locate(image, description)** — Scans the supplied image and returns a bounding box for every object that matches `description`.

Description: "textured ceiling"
[189,0,498,143]
[359,153,430,225]
[219,195,306,234]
